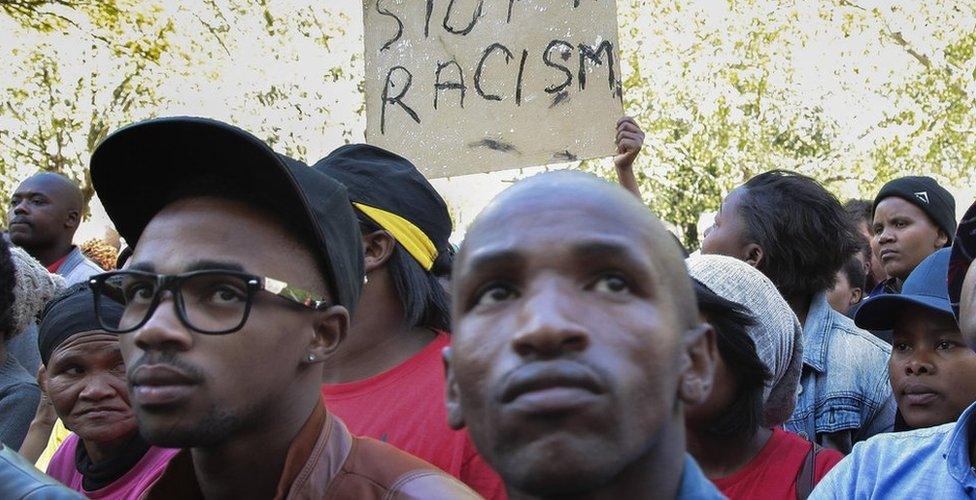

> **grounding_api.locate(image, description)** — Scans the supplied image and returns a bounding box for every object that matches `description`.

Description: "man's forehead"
[462,229,652,267]
[131,196,325,293]
[132,199,269,264]
[463,198,654,261]
[12,184,53,197]
[144,196,272,235]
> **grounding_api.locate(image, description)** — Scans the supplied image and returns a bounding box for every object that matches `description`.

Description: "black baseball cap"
[311,144,451,272]
[89,117,364,314]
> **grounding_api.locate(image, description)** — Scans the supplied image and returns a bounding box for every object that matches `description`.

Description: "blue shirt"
[811,401,976,499]
[677,454,726,500]
[868,277,899,298]
[784,292,895,453]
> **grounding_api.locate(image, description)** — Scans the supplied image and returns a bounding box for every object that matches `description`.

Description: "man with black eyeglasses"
[87,117,478,499]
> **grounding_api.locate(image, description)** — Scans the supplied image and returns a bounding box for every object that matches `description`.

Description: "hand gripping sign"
[363,0,624,177]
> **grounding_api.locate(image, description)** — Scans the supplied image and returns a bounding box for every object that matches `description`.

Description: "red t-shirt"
[711,428,844,500]
[321,332,506,500]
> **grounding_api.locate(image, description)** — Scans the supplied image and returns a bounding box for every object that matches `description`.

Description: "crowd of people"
[0,113,972,500]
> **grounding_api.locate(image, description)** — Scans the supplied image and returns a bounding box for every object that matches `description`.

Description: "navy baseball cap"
[855,248,953,330]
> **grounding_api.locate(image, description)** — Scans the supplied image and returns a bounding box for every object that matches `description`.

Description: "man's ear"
[37,365,48,393]
[363,230,397,274]
[744,243,764,268]
[443,346,466,430]
[65,209,80,229]
[850,287,863,306]
[678,323,717,407]
[935,229,949,249]
[307,305,349,362]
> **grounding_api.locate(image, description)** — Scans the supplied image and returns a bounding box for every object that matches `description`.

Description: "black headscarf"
[38,283,124,365]
[38,283,141,490]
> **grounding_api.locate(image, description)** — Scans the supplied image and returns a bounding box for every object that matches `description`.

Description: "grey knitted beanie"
[8,246,66,336]
[687,253,803,428]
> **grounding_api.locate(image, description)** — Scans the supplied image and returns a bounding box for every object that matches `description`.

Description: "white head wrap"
[686,253,803,427]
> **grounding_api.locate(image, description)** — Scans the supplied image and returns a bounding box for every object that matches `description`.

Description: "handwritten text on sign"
[363,0,623,178]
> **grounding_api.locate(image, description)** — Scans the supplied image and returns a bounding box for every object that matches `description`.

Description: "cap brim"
[855,293,954,331]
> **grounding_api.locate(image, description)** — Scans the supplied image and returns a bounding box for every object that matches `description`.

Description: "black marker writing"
[375,0,402,51]
[543,40,574,94]
[475,43,514,101]
[434,60,466,109]
[578,41,614,92]
[424,0,434,37]
[381,66,420,134]
[515,49,528,105]
[443,0,484,36]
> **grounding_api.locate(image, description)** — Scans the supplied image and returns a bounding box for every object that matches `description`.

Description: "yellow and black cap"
[312,144,451,272]
[89,117,365,314]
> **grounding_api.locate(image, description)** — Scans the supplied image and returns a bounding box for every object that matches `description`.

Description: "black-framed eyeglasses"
[89,270,331,335]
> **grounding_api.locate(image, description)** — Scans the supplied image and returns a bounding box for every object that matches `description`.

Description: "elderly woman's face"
[45,331,136,443]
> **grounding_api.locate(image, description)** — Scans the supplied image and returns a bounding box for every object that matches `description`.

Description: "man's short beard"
[137,404,244,449]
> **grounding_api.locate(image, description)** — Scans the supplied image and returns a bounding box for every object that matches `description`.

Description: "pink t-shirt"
[47,433,178,499]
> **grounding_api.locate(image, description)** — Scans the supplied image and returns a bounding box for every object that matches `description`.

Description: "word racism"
[363,0,623,177]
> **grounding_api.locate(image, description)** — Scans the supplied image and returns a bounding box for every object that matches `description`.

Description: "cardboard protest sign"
[363,0,624,178]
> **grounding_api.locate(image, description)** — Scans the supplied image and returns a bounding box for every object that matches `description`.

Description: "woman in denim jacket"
[702,170,896,453]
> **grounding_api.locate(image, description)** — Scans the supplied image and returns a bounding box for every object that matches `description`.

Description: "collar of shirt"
[800,292,833,374]
[868,277,900,298]
[944,401,976,491]
[45,251,70,273]
[677,454,726,500]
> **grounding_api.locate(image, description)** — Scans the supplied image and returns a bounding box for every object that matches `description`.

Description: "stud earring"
[364,274,369,284]
[306,354,316,362]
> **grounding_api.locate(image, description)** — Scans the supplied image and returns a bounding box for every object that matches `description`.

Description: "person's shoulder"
[342,436,481,499]
[0,373,39,400]
[810,425,953,499]
[59,250,106,285]
[0,357,38,392]
[76,255,106,277]
[0,444,83,500]
[845,424,951,464]
[827,309,891,356]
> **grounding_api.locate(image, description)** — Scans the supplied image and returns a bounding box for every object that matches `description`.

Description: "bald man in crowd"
[7,173,102,284]
[445,171,723,499]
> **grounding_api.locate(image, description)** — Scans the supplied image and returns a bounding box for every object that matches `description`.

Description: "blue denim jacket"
[810,401,976,499]
[784,292,895,453]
